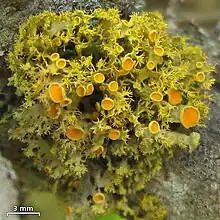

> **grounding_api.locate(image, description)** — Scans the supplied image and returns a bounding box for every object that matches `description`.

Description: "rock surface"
[0,0,220,220]
[0,153,19,220]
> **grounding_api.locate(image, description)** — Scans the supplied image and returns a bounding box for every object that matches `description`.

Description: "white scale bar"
[6,212,40,216]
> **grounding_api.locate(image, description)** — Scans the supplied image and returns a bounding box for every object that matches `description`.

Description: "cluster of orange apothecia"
[8,9,215,219]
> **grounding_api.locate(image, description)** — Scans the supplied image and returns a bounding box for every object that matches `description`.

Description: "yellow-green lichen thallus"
[8,8,215,220]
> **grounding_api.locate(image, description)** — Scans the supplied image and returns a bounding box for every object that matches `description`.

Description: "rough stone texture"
[0,153,19,220]
[0,0,220,220]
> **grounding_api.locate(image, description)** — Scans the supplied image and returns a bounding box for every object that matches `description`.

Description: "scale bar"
[6,212,40,216]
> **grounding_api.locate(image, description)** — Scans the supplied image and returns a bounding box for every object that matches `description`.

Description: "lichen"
[8,8,215,220]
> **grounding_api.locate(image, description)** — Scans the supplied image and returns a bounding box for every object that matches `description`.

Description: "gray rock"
[0,153,19,220]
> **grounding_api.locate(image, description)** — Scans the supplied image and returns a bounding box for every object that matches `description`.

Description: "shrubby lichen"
[8,8,215,219]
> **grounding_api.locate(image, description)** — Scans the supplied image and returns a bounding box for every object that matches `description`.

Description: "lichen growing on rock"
[8,8,215,219]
